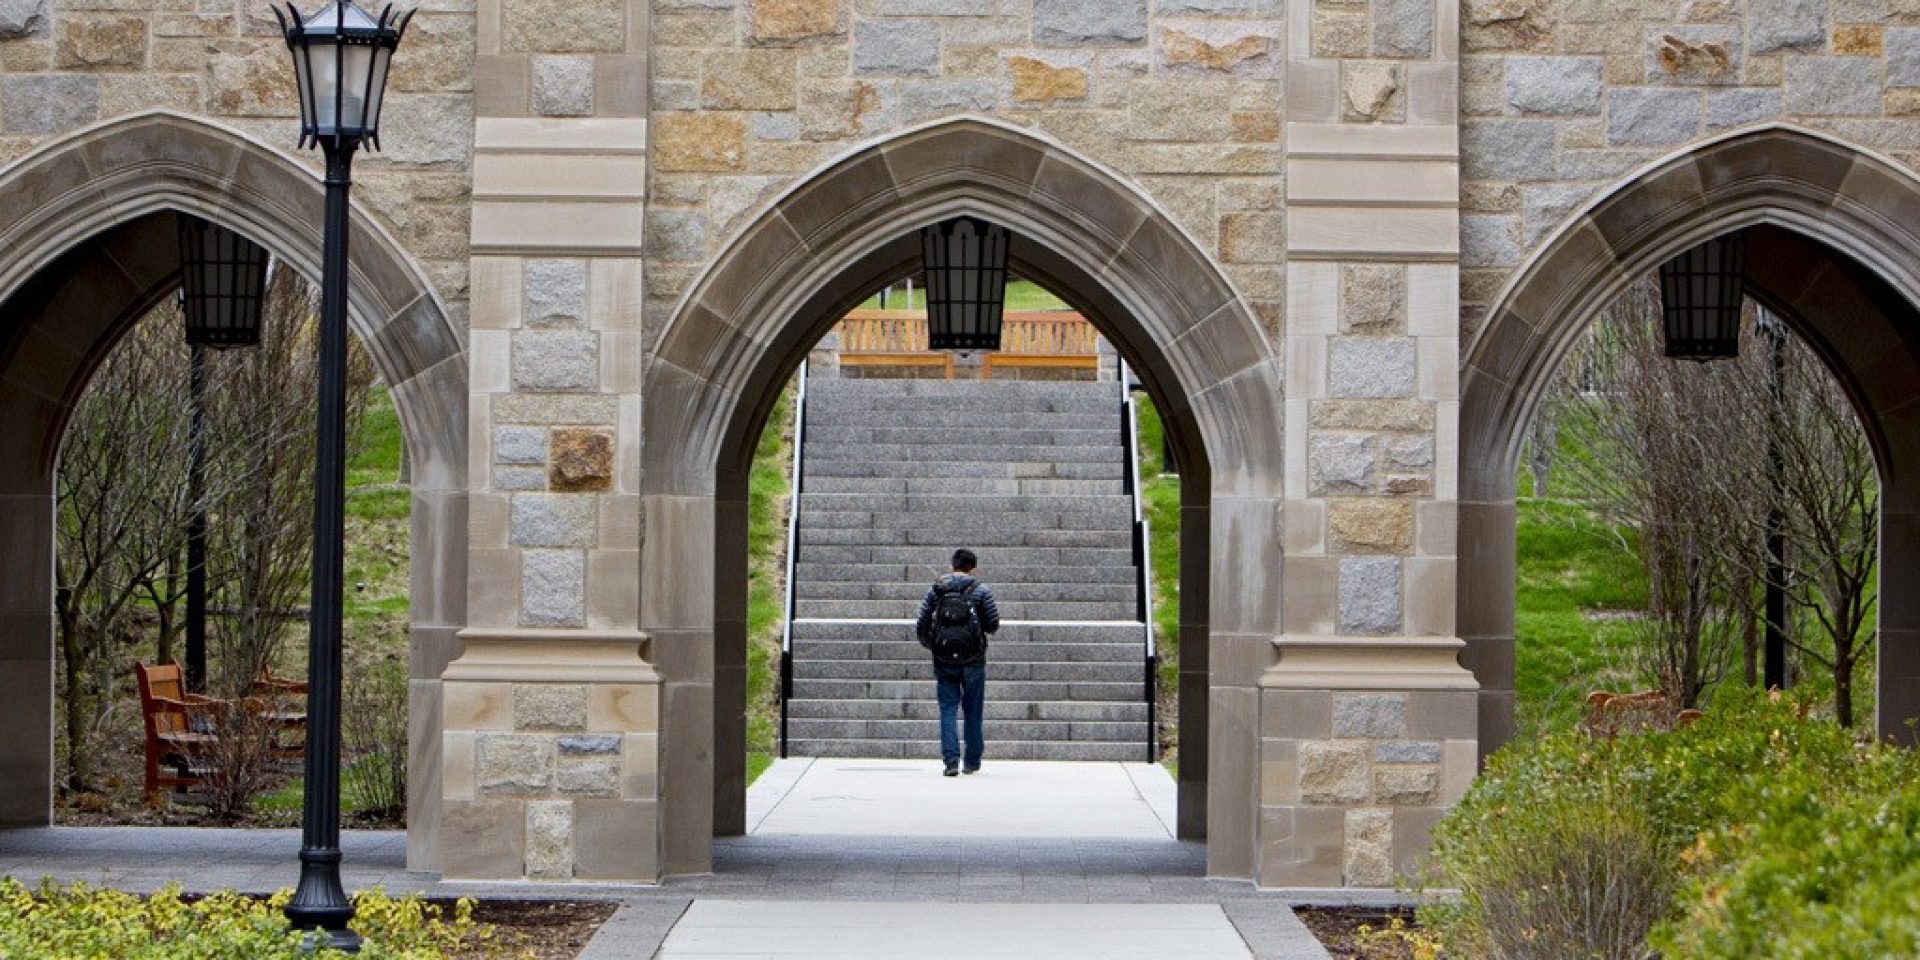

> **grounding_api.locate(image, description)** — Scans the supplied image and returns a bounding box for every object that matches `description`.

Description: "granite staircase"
[782,375,1154,762]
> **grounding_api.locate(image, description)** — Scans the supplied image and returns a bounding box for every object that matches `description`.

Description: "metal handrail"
[777,360,810,759]
[1118,360,1158,762]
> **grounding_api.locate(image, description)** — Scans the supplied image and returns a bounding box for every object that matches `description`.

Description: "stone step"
[795,562,1137,585]
[787,718,1148,742]
[804,426,1121,447]
[792,640,1146,664]
[806,394,1117,415]
[803,443,1124,464]
[792,659,1145,683]
[800,525,1131,552]
[809,460,1124,480]
[786,738,1150,762]
[799,493,1132,515]
[794,599,1139,620]
[804,410,1121,431]
[801,523,1131,546]
[802,528,1127,548]
[797,545,1135,566]
[788,621,1145,645]
[792,678,1144,702]
[786,698,1150,722]
[809,378,1118,399]
[797,581,1137,603]
[802,477,1125,497]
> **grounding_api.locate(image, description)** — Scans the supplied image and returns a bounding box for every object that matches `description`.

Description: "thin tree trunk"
[1834,655,1854,729]
[57,600,90,790]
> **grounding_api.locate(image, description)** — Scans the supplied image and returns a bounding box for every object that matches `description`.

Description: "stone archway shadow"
[641,116,1285,880]
[0,111,468,869]
[1461,123,1920,751]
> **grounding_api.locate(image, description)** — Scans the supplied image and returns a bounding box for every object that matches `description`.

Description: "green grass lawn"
[1132,395,1183,766]
[859,279,1069,312]
[342,388,411,664]
[1511,497,1648,736]
[744,382,797,784]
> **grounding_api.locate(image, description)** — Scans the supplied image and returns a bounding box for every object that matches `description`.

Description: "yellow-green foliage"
[0,881,492,960]
[1422,689,1920,960]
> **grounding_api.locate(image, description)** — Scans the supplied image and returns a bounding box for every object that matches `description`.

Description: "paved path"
[0,760,1340,959]
[656,901,1254,959]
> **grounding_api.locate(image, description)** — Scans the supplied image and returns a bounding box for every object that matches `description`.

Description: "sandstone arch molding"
[0,110,468,870]
[1462,124,1920,750]
[641,116,1285,879]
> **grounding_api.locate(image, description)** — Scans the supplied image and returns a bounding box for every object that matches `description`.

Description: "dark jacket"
[915,573,1000,663]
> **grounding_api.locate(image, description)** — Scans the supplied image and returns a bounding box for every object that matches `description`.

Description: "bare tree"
[54,314,197,789]
[1548,280,1768,708]
[199,267,374,698]
[54,265,376,799]
[1749,308,1879,727]
[1543,280,1879,721]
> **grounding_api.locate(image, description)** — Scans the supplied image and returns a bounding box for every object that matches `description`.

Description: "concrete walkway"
[0,760,1337,959]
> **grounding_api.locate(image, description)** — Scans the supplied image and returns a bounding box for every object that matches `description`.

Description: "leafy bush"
[0,880,491,959]
[1651,745,1920,959]
[1419,688,1883,959]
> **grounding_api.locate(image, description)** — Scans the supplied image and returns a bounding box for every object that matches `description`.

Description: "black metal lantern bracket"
[178,215,270,349]
[1657,231,1748,362]
[920,215,1011,353]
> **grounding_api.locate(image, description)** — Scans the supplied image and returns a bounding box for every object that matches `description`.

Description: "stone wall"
[641,0,1289,347]
[1458,0,1920,329]
[452,0,651,883]
[0,0,475,322]
[437,636,660,881]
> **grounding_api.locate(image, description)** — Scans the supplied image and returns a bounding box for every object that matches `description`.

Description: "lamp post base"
[287,846,360,953]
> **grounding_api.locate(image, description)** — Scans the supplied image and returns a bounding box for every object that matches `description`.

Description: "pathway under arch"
[0,111,468,868]
[641,117,1285,880]
[1461,124,1920,750]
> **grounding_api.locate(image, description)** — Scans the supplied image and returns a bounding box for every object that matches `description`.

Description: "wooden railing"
[834,309,1100,378]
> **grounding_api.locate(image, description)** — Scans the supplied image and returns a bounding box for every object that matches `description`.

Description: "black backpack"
[929,582,985,665]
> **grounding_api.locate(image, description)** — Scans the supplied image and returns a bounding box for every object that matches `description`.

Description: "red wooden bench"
[135,663,309,799]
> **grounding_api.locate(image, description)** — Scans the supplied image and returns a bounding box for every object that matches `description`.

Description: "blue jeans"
[934,661,985,768]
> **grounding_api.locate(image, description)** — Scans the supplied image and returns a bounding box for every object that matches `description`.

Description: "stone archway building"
[1,0,1918,889]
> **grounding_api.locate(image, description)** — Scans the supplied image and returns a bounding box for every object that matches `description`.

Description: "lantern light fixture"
[178,215,269,349]
[920,215,1011,352]
[1658,231,1748,362]
[274,0,411,153]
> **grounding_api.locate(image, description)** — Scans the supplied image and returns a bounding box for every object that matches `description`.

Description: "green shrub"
[0,880,491,959]
[1419,688,1872,959]
[1651,746,1920,959]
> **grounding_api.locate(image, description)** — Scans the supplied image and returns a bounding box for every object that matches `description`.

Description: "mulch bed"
[453,899,619,960]
[1297,907,1422,960]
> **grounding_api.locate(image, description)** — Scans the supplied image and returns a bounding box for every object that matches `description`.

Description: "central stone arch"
[1460,124,1920,751]
[0,111,468,869]
[641,116,1285,880]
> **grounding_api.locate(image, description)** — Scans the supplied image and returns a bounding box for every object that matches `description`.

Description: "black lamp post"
[177,215,270,694]
[274,1,410,951]
[920,215,1010,352]
[1657,232,1747,361]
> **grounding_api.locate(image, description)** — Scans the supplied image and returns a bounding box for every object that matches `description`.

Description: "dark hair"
[951,549,978,572]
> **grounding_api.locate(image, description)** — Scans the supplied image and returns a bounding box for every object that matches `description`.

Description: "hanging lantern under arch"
[178,214,270,348]
[1658,231,1748,362]
[920,215,1010,352]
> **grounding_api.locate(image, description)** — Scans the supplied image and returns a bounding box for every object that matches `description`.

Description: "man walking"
[916,548,1000,777]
